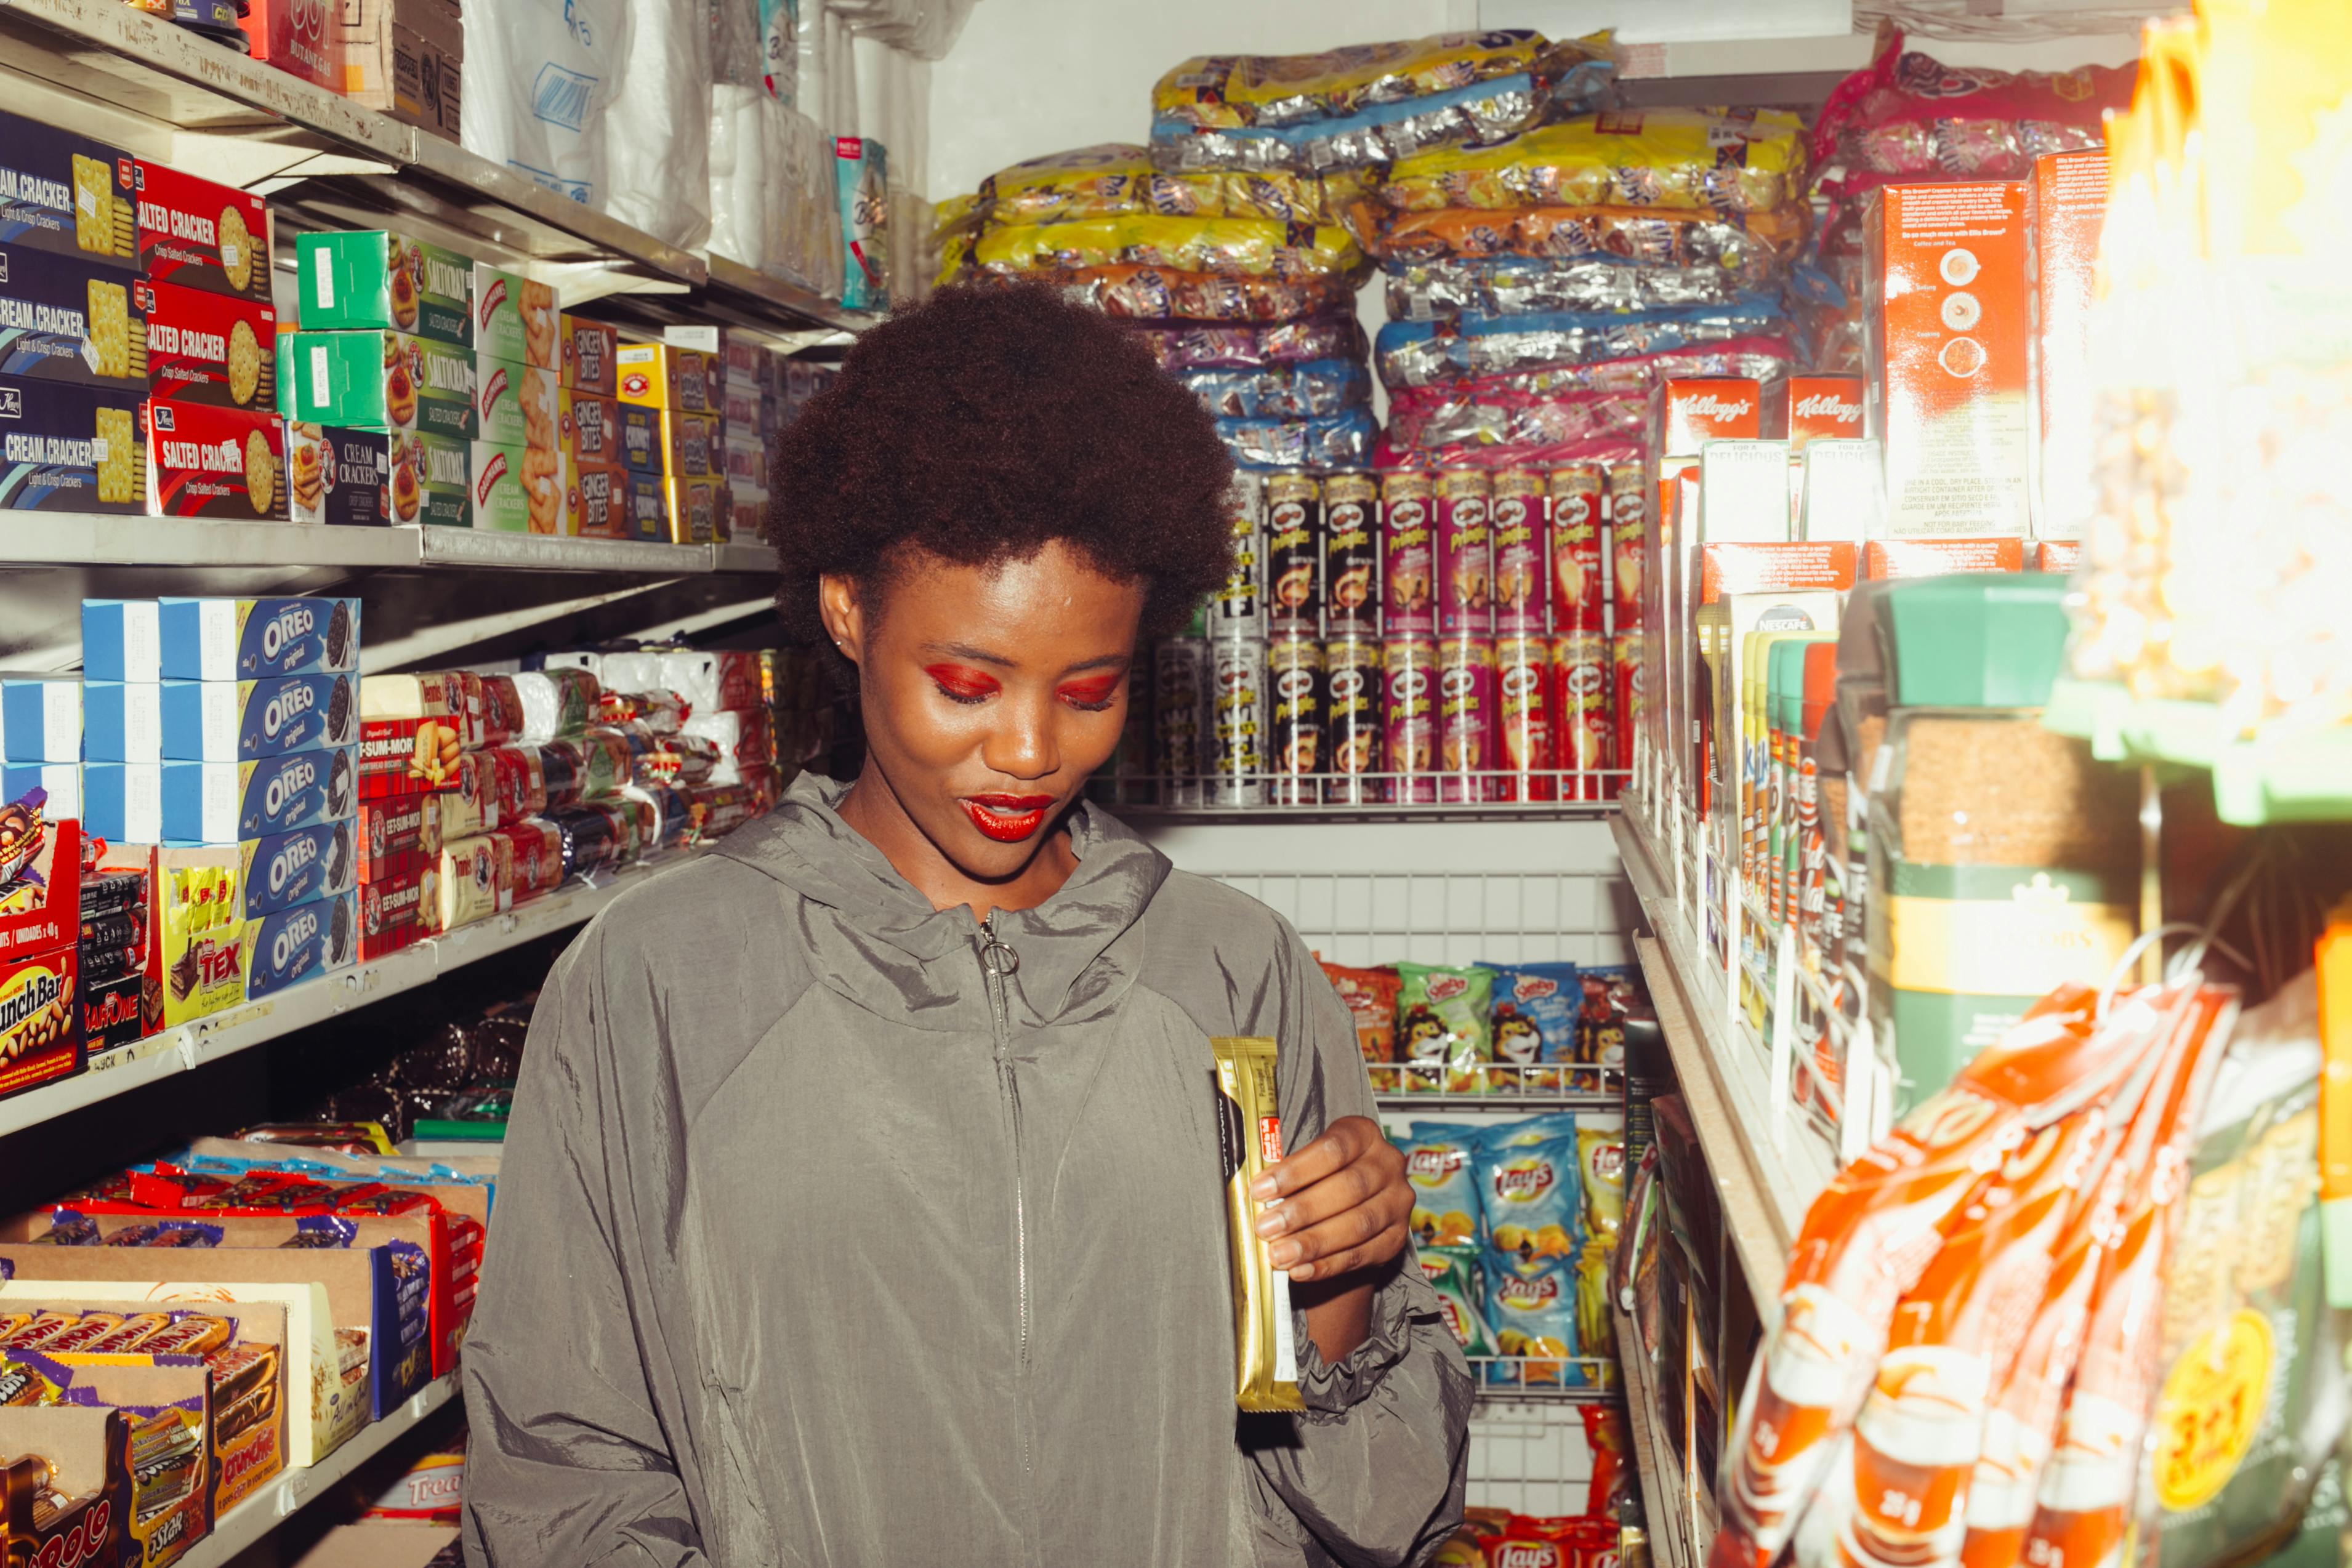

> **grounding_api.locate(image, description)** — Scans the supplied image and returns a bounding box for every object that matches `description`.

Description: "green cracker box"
[286,330,475,440]
[297,230,473,346]
[474,356,557,450]
[468,440,565,533]
[406,430,471,527]
[473,263,557,369]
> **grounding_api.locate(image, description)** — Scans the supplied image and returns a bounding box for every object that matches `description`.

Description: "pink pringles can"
[1494,631,1555,803]
[1489,467,1547,635]
[1379,470,1436,638]
[1436,633,1496,805]
[1382,635,1438,805]
[1433,470,1492,637]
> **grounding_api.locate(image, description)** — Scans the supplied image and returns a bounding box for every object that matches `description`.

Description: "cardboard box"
[0,1406,134,1567]
[82,840,161,1051]
[355,794,440,882]
[0,375,147,513]
[0,110,137,272]
[145,278,276,411]
[1779,376,1865,451]
[1864,182,2031,536]
[1798,438,1885,544]
[623,468,666,541]
[566,458,630,537]
[1698,440,1792,544]
[296,231,472,345]
[156,849,243,1026]
[2037,540,2082,574]
[662,473,720,544]
[0,763,78,821]
[238,0,342,89]
[238,820,355,919]
[158,672,356,761]
[0,1351,212,1564]
[0,673,81,762]
[473,356,557,450]
[617,400,661,473]
[339,0,464,139]
[358,717,471,798]
[468,440,565,533]
[405,430,471,526]
[0,241,150,389]
[1864,537,2027,579]
[472,263,555,370]
[145,402,290,521]
[156,597,360,681]
[155,748,357,842]
[659,408,719,476]
[560,314,618,394]
[285,329,475,439]
[238,891,355,997]
[84,599,158,683]
[2026,150,2108,541]
[358,861,432,959]
[559,386,622,466]
[133,161,272,306]
[287,423,392,526]
[615,342,713,412]
[0,817,84,1100]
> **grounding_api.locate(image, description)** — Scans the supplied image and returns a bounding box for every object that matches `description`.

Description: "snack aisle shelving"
[1609,1298,1691,1568]
[0,520,783,576]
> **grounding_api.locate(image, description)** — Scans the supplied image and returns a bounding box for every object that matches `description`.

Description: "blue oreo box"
[159,746,355,843]
[81,599,158,682]
[83,681,160,762]
[240,819,355,919]
[158,597,360,681]
[159,672,358,760]
[238,890,356,999]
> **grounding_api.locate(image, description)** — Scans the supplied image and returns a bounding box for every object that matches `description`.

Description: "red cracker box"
[2037,540,2082,574]
[2026,150,2108,541]
[359,862,432,960]
[0,815,85,1100]
[132,162,273,307]
[1699,542,1859,604]
[1864,181,2031,537]
[1864,538,2027,579]
[356,794,440,882]
[358,718,474,799]
[145,402,289,521]
[147,278,277,412]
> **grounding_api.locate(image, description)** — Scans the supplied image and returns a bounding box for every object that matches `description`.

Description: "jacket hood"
[714,771,1172,1031]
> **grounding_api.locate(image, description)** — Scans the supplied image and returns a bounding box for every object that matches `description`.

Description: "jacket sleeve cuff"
[1293,1266,1423,1418]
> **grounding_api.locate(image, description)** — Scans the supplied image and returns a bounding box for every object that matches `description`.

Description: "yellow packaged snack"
[1379,108,1810,215]
[971,214,1366,281]
[1211,1035,1305,1413]
[969,145,1369,228]
[1154,31,1562,131]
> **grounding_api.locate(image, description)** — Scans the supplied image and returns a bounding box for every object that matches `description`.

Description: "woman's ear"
[818,574,862,665]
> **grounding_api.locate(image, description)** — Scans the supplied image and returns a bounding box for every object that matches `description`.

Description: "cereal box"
[0,243,150,388]
[296,231,472,346]
[2026,151,2108,541]
[472,263,556,369]
[145,401,290,521]
[145,278,276,410]
[132,161,272,305]
[0,111,136,272]
[286,329,475,438]
[614,342,712,412]
[560,315,617,394]
[473,357,556,450]
[1863,182,2031,536]
[0,376,145,513]
[468,441,565,533]
[1781,376,1864,451]
[157,596,360,680]
[287,424,391,527]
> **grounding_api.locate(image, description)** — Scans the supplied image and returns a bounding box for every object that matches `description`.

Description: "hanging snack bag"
[1393,1123,1484,1248]
[1478,1114,1583,1274]
[1578,964,1638,1066]
[1486,960,1581,1090]
[1396,961,1496,1093]
[1419,1242,1497,1359]
[1573,1111,1627,1360]
[1486,1253,1581,1388]
[1321,959,1403,1092]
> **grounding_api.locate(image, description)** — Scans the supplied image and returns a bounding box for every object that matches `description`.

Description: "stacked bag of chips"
[1323,955,1635,1095]
[1358,108,1810,468]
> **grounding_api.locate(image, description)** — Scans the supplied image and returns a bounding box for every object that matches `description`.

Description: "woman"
[462,286,1473,1567]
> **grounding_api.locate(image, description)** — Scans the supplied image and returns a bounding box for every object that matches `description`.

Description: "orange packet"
[1710,983,2173,1568]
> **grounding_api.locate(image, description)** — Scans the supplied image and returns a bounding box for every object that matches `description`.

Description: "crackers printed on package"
[0,111,135,268]
[94,406,139,505]
[132,159,273,305]
[146,277,277,409]
[0,244,150,389]
[145,401,290,520]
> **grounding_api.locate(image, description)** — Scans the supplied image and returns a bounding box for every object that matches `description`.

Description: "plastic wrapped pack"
[773,102,845,297]
[1380,108,1809,216]
[1384,385,1645,455]
[459,0,628,204]
[1387,337,1794,403]
[836,135,889,311]
[1151,73,1560,177]
[1371,429,1641,473]
[1385,255,1759,321]
[1364,202,1804,272]
[986,265,1358,323]
[967,213,1364,281]
[602,0,714,248]
[1374,300,1787,388]
[1151,31,1565,131]
[1217,408,1377,472]
[1128,315,1366,372]
[968,145,1369,227]
[1175,358,1369,420]
[757,0,797,102]
[711,0,759,87]
[707,84,771,270]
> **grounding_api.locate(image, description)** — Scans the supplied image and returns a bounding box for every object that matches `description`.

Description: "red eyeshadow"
[926,664,1000,699]
[1057,673,1122,707]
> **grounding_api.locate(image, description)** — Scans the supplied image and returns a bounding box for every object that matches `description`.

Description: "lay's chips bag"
[1417,1243,1496,1359]
[1486,1253,1581,1387]
[1485,960,1580,1090]
[1574,1111,1628,1370]
[1477,1114,1584,1270]
[1397,961,1496,1093]
[1393,1122,1484,1248]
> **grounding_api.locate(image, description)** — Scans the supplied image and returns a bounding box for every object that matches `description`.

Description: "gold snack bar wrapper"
[1212,1035,1305,1413]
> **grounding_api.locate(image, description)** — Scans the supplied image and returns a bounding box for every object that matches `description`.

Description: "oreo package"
[239,819,355,919]
[157,595,360,680]
[238,891,356,999]
[159,671,357,759]
[159,746,356,842]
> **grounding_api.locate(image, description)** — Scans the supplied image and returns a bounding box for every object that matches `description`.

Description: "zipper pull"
[980,914,1019,977]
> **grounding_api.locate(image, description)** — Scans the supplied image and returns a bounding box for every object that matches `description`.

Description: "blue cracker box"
[157,597,360,681]
[0,764,78,821]
[83,681,159,763]
[617,400,661,473]
[82,600,158,683]
[0,376,146,513]
[159,672,358,760]
[238,819,355,920]
[0,674,82,763]
[237,890,355,999]
[0,109,137,272]
[155,746,356,843]
[0,242,152,389]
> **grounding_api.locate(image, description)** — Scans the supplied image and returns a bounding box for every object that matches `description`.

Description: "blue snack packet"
[1392,1122,1486,1248]
[1484,960,1581,1089]
[1484,1252,1583,1387]
[1475,1114,1583,1274]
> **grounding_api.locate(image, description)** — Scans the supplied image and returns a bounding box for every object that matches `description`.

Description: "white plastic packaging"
[602,0,715,249]
[459,0,630,205]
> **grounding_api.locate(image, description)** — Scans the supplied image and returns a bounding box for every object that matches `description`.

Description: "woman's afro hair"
[763,283,1236,672]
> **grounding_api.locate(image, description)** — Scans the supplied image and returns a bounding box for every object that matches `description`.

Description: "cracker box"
[614,342,713,412]
[285,329,475,439]
[84,680,160,763]
[566,458,629,538]
[2026,150,2108,541]
[296,231,471,345]
[560,314,618,394]
[287,424,392,527]
[238,891,356,998]
[158,597,360,681]
[158,672,358,760]
[240,819,354,920]
[132,161,272,306]
[662,472,720,544]
[156,848,244,1026]
[337,0,464,139]
[0,110,137,271]
[0,673,81,762]
[659,408,719,477]
[473,263,556,370]
[405,430,472,527]
[145,278,276,411]
[0,241,150,388]
[617,400,661,473]
[156,748,357,843]
[473,358,557,450]
[0,813,84,1100]
[0,375,146,513]
[468,440,565,533]
[559,385,623,465]
[1863,181,2031,536]
[1864,538,2028,579]
[356,794,439,882]
[145,402,290,521]
[358,717,472,799]
[623,468,666,541]
[359,861,433,960]
[236,0,341,89]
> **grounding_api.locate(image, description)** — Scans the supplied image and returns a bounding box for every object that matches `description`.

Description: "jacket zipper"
[978,912,1039,1560]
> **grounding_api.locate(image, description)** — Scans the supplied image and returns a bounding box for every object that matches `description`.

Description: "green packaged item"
[475,356,558,449]
[468,441,564,533]
[297,230,473,345]
[1396,961,1494,1092]
[408,432,471,527]
[472,262,556,369]
[286,330,476,440]
[1417,1243,1496,1359]
[1477,1113,1582,1276]
[1574,1111,1626,1366]
[1391,1122,1483,1250]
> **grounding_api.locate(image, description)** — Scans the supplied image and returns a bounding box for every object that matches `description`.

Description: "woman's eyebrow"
[1057,654,1131,675]
[922,641,1017,667]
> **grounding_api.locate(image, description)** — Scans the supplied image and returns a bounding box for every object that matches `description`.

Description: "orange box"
[1655,378,1762,457]
[1782,376,1864,451]
[1865,538,2027,578]
[2026,150,2108,541]
[1699,542,1859,604]
[2037,540,2082,574]
[1863,182,2031,537]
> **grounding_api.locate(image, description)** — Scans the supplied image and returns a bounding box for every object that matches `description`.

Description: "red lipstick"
[960,793,1055,843]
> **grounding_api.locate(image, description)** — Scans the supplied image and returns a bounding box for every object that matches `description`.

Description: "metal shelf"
[182,1373,458,1568]
[1465,1357,1617,1405]
[0,854,698,1140]
[1611,1301,1698,1568]
[0,520,783,575]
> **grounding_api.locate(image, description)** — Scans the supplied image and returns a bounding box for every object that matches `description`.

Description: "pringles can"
[1490,467,1547,635]
[1215,472,1265,633]
[1609,630,1640,789]
[1266,637,1324,807]
[1436,633,1496,805]
[1263,472,1321,636]
[1548,465,1605,635]
[1433,470,1491,637]
[1209,637,1267,806]
[1494,632,1554,803]
[1382,635,1438,805]
[1153,637,1209,806]
[1605,462,1645,634]
[1323,637,1383,805]
[1380,470,1436,638]
[1321,470,1380,636]
[1554,632,1613,802]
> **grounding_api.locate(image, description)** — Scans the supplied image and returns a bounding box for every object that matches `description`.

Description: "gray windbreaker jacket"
[461,773,1473,1567]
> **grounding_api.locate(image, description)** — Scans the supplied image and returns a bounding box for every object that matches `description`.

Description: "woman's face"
[822,541,1145,884]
